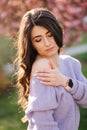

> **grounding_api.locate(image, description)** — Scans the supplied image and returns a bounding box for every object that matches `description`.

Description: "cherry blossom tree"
[0,0,87,44]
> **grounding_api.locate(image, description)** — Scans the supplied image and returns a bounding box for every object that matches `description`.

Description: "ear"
[49,59,57,69]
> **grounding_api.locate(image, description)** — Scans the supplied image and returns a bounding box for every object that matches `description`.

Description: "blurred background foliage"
[0,0,87,130]
[0,0,87,44]
[0,35,15,91]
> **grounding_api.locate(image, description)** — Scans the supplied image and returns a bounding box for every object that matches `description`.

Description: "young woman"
[16,8,87,130]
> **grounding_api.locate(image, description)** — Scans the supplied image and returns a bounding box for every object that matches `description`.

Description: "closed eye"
[34,37,41,42]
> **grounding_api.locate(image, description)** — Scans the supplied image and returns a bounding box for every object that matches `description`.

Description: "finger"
[40,81,53,86]
[37,76,51,82]
[36,69,51,73]
[35,72,53,78]
[36,68,57,74]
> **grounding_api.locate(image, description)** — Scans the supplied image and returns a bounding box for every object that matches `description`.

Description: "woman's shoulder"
[31,57,51,78]
[59,54,81,71]
[32,57,51,71]
[59,54,80,64]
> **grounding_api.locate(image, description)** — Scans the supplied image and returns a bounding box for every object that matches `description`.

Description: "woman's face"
[31,25,59,58]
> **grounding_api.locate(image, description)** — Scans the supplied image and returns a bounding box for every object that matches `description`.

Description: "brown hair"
[15,8,63,111]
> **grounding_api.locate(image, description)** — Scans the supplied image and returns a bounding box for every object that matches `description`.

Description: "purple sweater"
[25,55,87,130]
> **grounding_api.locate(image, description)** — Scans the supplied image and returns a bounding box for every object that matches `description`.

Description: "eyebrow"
[32,30,50,40]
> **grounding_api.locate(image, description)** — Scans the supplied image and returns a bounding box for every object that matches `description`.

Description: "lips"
[46,47,54,51]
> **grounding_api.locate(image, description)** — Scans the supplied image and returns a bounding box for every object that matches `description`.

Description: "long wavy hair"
[15,8,63,111]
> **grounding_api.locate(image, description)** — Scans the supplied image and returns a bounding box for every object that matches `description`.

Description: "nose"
[44,38,50,46]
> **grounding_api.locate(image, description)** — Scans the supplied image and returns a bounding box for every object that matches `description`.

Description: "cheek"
[56,44,59,49]
[34,45,43,53]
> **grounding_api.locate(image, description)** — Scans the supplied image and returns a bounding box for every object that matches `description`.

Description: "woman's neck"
[36,54,59,68]
[48,54,59,67]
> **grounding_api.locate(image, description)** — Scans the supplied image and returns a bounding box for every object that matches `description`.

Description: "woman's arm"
[65,59,87,108]
[35,56,87,108]
[25,59,60,130]
[25,77,60,130]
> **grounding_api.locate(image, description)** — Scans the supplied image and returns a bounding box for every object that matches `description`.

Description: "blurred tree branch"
[0,0,87,44]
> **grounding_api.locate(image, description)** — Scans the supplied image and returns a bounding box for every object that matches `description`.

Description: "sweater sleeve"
[65,58,87,108]
[25,77,59,130]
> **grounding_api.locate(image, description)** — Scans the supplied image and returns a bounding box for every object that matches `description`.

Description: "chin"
[47,51,58,57]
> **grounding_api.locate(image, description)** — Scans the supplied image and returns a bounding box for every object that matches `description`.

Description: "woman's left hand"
[34,68,60,86]
[34,59,68,87]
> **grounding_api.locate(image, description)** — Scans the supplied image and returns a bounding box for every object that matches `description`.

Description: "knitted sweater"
[25,55,87,130]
